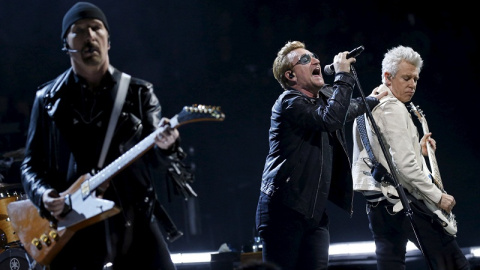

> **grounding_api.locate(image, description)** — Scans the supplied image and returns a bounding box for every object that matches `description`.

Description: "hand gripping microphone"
[323,46,364,75]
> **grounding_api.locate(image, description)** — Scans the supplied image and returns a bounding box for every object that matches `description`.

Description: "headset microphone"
[62,47,78,53]
[62,39,78,53]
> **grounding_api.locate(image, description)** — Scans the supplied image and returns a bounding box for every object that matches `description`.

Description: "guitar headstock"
[176,104,225,126]
[409,102,424,121]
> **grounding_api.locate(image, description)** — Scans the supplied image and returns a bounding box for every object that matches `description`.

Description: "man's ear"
[286,71,294,79]
[385,73,392,85]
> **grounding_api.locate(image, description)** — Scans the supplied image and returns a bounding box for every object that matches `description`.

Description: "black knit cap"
[61,2,109,39]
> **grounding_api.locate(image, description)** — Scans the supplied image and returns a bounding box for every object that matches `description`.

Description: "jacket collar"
[44,65,120,117]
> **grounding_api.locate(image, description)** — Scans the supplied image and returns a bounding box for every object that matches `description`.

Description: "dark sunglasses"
[293,53,319,67]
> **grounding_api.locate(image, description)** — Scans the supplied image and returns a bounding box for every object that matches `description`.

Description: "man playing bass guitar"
[351,45,470,270]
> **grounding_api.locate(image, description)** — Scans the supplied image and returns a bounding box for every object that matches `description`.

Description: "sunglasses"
[292,53,319,67]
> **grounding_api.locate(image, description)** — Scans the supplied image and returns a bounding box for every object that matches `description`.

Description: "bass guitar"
[7,104,225,266]
[410,102,457,236]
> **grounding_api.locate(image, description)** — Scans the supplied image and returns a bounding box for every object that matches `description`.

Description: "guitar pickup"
[60,194,72,217]
[81,181,91,198]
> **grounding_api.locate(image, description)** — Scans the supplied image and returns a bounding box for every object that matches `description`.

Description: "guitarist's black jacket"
[22,66,178,218]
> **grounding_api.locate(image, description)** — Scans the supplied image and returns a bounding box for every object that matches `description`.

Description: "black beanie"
[61,2,109,39]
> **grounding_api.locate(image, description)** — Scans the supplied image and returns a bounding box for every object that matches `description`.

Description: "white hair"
[381,45,423,84]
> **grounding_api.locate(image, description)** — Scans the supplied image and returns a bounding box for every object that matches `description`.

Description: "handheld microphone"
[323,46,364,75]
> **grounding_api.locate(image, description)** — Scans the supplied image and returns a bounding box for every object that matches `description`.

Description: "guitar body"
[56,174,120,231]
[423,200,457,235]
[7,199,74,266]
[7,174,120,266]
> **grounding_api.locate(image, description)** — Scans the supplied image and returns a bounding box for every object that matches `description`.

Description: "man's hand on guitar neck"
[155,117,179,150]
[437,193,456,214]
[420,132,436,156]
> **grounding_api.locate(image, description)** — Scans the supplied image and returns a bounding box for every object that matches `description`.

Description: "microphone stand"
[350,65,433,270]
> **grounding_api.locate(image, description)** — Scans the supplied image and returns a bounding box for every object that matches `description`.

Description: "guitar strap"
[98,71,131,168]
[100,70,130,265]
[356,114,392,183]
[356,114,404,209]
[356,115,377,163]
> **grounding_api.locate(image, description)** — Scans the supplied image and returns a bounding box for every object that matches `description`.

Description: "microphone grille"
[324,65,334,76]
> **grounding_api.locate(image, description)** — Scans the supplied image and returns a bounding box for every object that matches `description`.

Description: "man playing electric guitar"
[351,45,470,270]
[18,2,182,269]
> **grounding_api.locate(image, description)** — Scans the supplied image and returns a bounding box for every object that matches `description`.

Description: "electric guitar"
[7,104,225,266]
[410,102,457,236]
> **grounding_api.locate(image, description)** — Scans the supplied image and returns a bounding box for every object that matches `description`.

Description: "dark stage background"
[1,0,479,255]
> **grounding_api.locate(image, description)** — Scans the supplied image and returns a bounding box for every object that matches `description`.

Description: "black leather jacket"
[260,72,379,220]
[21,66,177,219]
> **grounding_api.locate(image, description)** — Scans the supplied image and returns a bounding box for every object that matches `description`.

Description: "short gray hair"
[381,45,423,84]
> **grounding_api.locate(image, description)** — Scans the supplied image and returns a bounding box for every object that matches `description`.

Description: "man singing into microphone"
[20,2,182,269]
[255,40,386,270]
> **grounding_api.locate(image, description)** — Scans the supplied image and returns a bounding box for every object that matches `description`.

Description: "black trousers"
[256,192,330,270]
[367,199,470,270]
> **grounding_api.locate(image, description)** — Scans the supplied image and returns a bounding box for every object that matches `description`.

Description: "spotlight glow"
[170,252,215,264]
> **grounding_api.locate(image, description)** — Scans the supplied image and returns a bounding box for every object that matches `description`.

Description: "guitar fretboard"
[410,103,444,191]
[86,115,178,194]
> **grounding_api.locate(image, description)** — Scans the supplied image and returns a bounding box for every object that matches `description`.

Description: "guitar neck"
[77,104,224,197]
[87,115,178,192]
[419,112,444,191]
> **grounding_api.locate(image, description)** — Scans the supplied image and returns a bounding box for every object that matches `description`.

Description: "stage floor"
[174,246,480,270]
